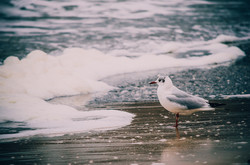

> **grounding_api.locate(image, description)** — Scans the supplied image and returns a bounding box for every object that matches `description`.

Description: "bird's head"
[149,75,173,88]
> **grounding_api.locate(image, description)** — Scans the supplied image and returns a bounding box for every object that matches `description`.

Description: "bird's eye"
[158,78,165,83]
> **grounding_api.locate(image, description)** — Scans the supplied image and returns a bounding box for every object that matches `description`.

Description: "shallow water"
[0,99,250,164]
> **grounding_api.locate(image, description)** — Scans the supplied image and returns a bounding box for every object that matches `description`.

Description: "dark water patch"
[0,35,59,62]
[190,0,250,38]
[63,5,78,11]
[0,0,13,6]
[0,121,35,135]
[236,41,250,65]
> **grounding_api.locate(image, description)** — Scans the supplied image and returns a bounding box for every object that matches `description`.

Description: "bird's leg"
[174,113,179,128]
[175,127,180,139]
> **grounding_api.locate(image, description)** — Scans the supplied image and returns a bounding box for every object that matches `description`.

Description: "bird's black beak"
[149,81,157,84]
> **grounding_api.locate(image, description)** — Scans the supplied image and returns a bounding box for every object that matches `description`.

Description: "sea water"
[0,0,250,140]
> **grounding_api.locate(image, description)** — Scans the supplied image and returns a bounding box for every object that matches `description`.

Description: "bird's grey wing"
[167,95,207,110]
[171,88,192,98]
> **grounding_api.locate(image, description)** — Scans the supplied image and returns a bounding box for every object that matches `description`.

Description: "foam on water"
[0,94,134,139]
[1,36,245,99]
[4,0,212,19]
[0,35,245,140]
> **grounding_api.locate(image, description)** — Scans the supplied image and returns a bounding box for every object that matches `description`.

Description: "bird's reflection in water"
[160,128,212,165]
[175,127,180,139]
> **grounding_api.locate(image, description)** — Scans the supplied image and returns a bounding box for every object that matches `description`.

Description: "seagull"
[149,75,214,127]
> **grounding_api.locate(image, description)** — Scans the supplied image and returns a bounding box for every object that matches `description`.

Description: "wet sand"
[0,98,250,165]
